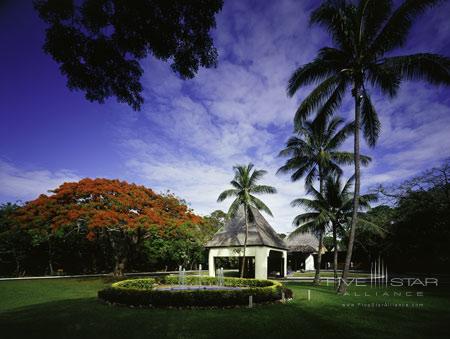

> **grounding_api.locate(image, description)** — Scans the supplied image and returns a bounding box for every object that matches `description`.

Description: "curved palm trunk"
[313,172,324,285]
[333,223,338,288]
[338,83,362,294]
[240,205,249,278]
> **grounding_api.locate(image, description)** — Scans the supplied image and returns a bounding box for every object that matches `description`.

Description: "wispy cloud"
[0,160,80,203]
[111,0,450,233]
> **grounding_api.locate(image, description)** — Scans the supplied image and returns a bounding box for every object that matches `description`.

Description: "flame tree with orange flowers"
[12,178,211,277]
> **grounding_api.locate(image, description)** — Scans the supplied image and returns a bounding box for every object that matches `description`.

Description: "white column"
[282,250,288,277]
[255,247,269,279]
[208,249,215,277]
[305,254,315,271]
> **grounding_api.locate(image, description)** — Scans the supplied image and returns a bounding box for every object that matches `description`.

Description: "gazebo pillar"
[208,248,215,277]
[255,247,270,279]
[282,250,288,277]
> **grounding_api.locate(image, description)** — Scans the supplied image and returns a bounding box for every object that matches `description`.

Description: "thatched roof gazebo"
[286,231,320,271]
[205,206,287,279]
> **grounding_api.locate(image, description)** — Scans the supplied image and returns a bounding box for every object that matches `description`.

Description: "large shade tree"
[15,178,202,276]
[287,0,450,292]
[34,0,223,110]
[217,164,277,278]
[278,115,370,284]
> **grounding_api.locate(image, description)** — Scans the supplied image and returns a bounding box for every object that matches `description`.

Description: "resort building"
[206,206,288,279]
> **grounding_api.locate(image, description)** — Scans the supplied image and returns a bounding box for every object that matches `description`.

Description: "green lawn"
[1,277,449,339]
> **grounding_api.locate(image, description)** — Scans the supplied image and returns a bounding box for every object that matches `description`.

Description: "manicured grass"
[1,277,449,338]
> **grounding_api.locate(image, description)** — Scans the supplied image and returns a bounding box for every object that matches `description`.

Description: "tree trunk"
[48,237,54,275]
[313,172,325,285]
[13,247,21,277]
[338,83,362,294]
[314,231,324,285]
[110,231,127,277]
[240,205,249,278]
[333,223,338,288]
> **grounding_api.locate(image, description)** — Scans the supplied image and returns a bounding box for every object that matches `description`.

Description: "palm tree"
[290,174,377,287]
[217,163,277,278]
[321,175,378,285]
[287,0,450,293]
[278,115,370,284]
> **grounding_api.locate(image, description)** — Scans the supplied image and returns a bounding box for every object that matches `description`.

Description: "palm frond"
[315,78,349,124]
[358,0,393,44]
[356,217,385,236]
[383,53,450,85]
[327,121,354,149]
[250,185,277,195]
[370,0,443,55]
[290,197,320,211]
[217,189,239,202]
[250,196,273,217]
[310,1,355,51]
[230,180,242,190]
[366,62,400,97]
[291,219,316,233]
[287,59,338,97]
[294,75,342,128]
[226,198,241,219]
[361,91,381,147]
[341,175,355,196]
[249,169,267,186]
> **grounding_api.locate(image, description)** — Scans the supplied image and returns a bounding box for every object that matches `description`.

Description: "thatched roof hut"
[205,206,287,250]
[285,231,319,253]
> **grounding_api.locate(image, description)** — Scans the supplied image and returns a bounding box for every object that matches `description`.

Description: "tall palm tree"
[278,115,370,284]
[217,163,277,278]
[287,0,450,293]
[291,174,377,287]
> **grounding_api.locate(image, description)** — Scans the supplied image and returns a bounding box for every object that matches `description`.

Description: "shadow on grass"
[1,284,449,339]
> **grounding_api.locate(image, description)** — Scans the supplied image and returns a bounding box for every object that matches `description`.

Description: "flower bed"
[98,276,286,308]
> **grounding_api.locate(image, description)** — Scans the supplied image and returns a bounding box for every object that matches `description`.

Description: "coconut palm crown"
[278,115,371,189]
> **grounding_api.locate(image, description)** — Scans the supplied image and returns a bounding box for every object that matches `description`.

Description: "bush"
[98,276,284,308]
[112,278,157,290]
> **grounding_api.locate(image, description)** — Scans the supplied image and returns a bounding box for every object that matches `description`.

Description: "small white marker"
[307,289,311,301]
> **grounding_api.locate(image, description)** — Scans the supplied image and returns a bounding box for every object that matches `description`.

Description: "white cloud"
[0,160,81,203]
[112,0,450,232]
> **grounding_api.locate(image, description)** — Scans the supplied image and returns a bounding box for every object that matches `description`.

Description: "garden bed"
[98,276,289,308]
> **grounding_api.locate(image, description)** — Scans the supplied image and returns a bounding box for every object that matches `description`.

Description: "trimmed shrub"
[98,276,284,308]
[112,278,156,290]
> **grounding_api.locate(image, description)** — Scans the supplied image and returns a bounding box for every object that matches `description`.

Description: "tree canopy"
[1,178,211,277]
[34,0,224,110]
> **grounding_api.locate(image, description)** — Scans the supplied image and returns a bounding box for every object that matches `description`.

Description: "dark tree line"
[351,161,450,273]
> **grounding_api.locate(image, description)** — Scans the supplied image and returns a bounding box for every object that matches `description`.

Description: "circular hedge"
[98,276,285,308]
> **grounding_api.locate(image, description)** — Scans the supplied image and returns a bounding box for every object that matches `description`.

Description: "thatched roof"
[286,231,319,253]
[205,206,287,250]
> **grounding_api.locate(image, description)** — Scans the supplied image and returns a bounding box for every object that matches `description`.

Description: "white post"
[208,249,215,277]
[248,295,253,308]
[255,247,269,279]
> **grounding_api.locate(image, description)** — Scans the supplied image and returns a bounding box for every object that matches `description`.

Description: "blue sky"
[1,0,450,233]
